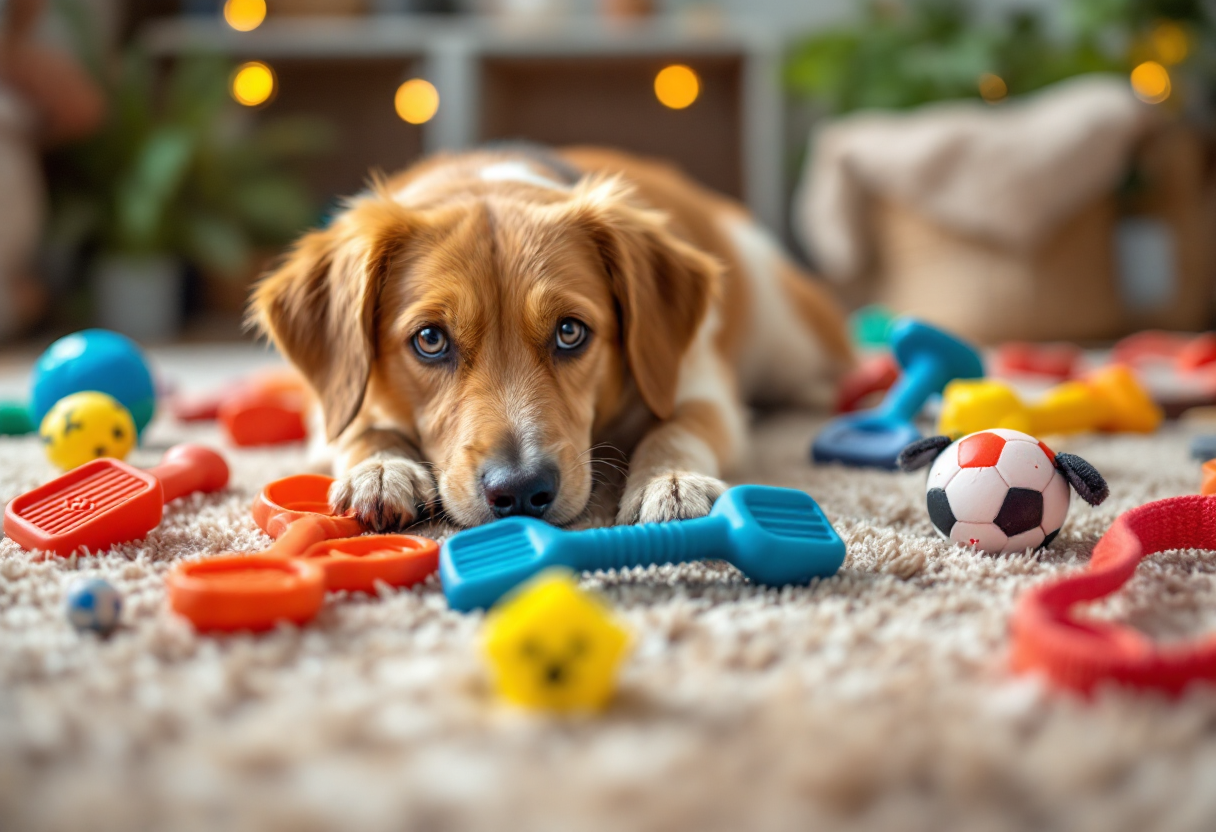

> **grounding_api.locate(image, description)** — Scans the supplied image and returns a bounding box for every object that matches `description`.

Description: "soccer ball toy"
[897,429,1108,555]
[65,577,123,635]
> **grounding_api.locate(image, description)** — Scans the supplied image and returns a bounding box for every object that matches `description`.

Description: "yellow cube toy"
[39,391,137,471]
[483,570,630,712]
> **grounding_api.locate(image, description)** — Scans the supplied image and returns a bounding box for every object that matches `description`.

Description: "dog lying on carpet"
[252,146,851,530]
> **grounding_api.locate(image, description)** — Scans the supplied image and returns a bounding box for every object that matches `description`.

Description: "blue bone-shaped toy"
[811,318,983,470]
[441,485,845,612]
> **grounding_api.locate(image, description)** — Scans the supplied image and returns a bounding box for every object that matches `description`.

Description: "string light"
[395,79,440,125]
[1150,21,1188,66]
[231,61,276,107]
[1130,60,1171,104]
[978,73,1007,104]
[654,65,700,110]
[223,0,266,32]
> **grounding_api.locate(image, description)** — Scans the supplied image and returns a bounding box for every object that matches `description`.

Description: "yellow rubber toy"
[483,569,630,712]
[39,391,137,471]
[939,366,1164,439]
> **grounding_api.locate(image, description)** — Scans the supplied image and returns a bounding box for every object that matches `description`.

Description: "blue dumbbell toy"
[441,485,845,612]
[31,330,157,435]
[811,318,983,470]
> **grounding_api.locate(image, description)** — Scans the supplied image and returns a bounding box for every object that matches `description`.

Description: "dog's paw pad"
[330,457,436,532]
[618,472,727,525]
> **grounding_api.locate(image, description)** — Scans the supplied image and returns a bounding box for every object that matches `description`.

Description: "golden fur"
[252,146,851,529]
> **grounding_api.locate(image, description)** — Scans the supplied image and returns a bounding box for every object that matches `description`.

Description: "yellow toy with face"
[483,570,631,712]
[40,391,137,471]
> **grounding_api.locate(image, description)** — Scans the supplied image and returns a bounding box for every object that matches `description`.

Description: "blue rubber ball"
[65,577,123,635]
[31,330,156,435]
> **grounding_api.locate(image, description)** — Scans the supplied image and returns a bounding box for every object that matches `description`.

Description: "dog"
[252,145,852,531]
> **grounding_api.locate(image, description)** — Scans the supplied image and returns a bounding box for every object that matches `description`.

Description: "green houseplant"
[46,2,327,339]
[785,0,1212,115]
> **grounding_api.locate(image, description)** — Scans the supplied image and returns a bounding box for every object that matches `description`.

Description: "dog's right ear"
[250,194,413,441]
[897,436,953,471]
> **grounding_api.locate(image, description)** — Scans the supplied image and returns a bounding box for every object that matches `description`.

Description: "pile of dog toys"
[10,315,1216,709]
[0,328,311,466]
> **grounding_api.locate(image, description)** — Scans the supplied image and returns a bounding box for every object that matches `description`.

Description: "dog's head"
[252,171,716,526]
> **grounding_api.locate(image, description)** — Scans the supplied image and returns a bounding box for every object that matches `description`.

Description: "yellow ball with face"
[40,391,137,471]
[483,570,631,712]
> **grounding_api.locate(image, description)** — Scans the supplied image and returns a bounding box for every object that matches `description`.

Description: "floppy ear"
[569,176,718,420]
[897,436,953,471]
[250,194,413,441]
[1054,452,1109,507]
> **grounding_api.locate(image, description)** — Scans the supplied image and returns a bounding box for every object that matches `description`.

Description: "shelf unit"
[141,14,788,230]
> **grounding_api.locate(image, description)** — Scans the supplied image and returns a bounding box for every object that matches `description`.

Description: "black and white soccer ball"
[897,428,1109,555]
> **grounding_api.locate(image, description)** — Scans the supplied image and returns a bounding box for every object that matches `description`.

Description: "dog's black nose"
[483,462,559,519]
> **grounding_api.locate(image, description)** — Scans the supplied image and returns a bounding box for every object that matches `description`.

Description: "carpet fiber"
[3,405,1216,832]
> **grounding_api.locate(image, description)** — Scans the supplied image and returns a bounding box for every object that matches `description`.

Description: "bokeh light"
[395,79,440,125]
[1151,21,1188,65]
[978,73,1007,103]
[654,65,700,110]
[230,61,276,107]
[223,0,266,32]
[1130,60,1171,104]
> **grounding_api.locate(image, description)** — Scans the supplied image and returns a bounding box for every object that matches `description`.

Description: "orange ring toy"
[301,534,439,593]
[168,475,438,632]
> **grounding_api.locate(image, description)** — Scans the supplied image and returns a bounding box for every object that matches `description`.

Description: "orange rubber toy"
[167,474,438,632]
[4,444,230,557]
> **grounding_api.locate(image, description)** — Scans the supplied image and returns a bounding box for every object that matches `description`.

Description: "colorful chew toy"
[441,485,844,612]
[218,380,307,447]
[0,401,34,435]
[166,474,438,632]
[39,391,137,471]
[31,329,157,435]
[937,365,1163,439]
[1201,459,1216,496]
[4,444,230,557]
[834,353,899,414]
[483,569,631,712]
[991,342,1081,381]
[1010,495,1216,695]
[812,319,984,469]
[897,429,1108,555]
[174,371,308,447]
[65,576,123,635]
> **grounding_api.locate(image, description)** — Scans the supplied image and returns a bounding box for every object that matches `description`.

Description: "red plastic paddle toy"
[4,445,229,557]
[167,474,438,631]
[1011,495,1216,695]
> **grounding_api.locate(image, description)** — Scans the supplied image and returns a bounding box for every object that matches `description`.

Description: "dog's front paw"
[330,456,437,532]
[617,471,727,525]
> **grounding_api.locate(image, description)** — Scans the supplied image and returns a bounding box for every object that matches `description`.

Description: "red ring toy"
[1011,495,1216,695]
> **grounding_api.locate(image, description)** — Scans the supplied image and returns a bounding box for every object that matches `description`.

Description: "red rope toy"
[1011,495,1216,695]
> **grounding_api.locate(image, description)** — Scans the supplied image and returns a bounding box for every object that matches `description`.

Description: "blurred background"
[0,0,1213,351]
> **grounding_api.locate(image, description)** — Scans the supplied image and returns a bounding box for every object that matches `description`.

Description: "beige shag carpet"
[3,403,1216,832]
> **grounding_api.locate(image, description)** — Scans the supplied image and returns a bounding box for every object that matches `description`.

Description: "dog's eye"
[555,318,589,351]
[412,326,449,360]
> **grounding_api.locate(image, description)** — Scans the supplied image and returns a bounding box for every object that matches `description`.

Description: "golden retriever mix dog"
[252,145,851,530]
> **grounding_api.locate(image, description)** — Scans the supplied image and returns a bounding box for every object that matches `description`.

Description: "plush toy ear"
[897,436,953,472]
[1054,453,1109,506]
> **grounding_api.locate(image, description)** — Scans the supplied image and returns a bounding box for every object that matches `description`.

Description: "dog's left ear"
[897,436,953,471]
[567,175,717,420]
[1054,452,1109,506]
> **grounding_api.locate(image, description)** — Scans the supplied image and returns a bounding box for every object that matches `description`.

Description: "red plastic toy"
[166,474,438,631]
[4,445,229,557]
[1011,494,1216,695]
[172,371,308,447]
[991,342,1081,381]
[834,353,899,414]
